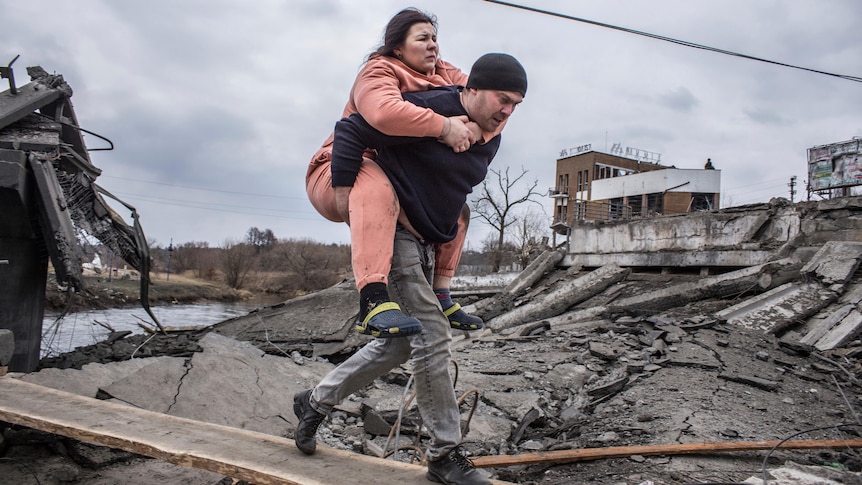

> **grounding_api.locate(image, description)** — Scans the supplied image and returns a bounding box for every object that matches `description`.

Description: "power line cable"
[483,0,862,83]
[109,193,325,221]
[101,175,305,199]
[111,191,312,215]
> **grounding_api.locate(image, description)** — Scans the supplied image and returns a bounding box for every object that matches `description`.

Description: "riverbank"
[44,273,262,313]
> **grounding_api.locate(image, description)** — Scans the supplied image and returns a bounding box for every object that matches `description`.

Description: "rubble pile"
[3,239,862,483]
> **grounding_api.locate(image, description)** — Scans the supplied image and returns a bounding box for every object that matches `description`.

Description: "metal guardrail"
[570,200,632,222]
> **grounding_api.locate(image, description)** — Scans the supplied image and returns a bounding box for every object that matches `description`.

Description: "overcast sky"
[4,1,861,250]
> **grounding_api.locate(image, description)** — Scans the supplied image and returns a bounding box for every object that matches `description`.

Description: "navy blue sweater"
[331,86,501,243]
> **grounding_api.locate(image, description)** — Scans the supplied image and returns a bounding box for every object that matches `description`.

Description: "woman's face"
[394,22,438,75]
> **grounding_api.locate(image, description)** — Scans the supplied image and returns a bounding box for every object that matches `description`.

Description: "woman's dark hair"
[368,8,437,60]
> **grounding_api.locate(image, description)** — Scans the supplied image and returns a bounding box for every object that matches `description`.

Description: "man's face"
[463,88,523,133]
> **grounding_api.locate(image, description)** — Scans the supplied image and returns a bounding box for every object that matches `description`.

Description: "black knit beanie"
[465,53,527,97]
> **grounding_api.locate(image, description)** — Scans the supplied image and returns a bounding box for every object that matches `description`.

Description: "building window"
[646,193,664,215]
[690,193,715,211]
[608,197,624,220]
[628,195,643,217]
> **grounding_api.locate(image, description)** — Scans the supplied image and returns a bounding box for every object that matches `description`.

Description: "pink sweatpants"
[307,157,467,290]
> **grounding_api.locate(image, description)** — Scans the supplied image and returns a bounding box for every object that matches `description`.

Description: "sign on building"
[808,138,862,191]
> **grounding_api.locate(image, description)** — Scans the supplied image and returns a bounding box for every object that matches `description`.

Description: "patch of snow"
[451,272,519,290]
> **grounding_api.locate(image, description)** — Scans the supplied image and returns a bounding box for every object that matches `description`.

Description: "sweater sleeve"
[330,114,428,187]
[352,61,447,138]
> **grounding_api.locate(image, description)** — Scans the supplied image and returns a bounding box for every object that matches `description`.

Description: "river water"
[41,297,284,358]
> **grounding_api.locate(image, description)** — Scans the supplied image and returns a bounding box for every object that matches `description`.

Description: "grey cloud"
[744,109,788,126]
[659,87,699,113]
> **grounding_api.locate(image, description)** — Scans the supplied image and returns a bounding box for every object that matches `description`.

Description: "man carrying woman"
[305,8,490,338]
[296,52,528,485]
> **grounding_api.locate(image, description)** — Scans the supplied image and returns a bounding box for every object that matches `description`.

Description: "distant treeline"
[135,227,540,295]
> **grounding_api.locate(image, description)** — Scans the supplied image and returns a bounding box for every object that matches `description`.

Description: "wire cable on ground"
[379,359,482,466]
[760,423,862,485]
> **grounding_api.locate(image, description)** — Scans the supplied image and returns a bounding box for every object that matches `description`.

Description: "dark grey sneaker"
[293,389,326,455]
[426,446,490,485]
[443,303,484,331]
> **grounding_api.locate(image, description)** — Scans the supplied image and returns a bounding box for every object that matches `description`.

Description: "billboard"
[808,138,862,191]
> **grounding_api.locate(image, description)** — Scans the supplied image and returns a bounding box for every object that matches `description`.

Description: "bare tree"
[172,241,219,280]
[275,238,351,292]
[470,166,544,272]
[480,233,517,272]
[512,208,549,270]
[245,227,277,253]
[220,239,255,289]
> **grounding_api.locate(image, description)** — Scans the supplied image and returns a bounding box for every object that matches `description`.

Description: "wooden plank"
[0,377,514,485]
[471,439,862,468]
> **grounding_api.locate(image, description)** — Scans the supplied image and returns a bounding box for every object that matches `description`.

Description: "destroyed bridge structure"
[0,60,160,373]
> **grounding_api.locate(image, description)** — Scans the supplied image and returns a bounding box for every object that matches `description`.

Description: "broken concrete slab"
[469,249,565,319]
[799,282,862,349]
[562,202,801,266]
[213,279,370,357]
[799,303,855,346]
[464,402,518,447]
[25,333,336,439]
[543,363,592,391]
[715,281,837,333]
[800,240,862,287]
[483,390,543,422]
[99,357,192,413]
[486,263,629,332]
[609,258,803,314]
[812,308,862,351]
[19,356,177,398]
[160,332,334,435]
[589,341,622,361]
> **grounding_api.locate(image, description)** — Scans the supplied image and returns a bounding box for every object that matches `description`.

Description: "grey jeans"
[310,226,461,461]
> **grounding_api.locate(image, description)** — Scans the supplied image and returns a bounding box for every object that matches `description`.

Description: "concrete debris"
[717,373,781,391]
[799,283,862,351]
[469,248,565,320]
[486,263,630,332]
[715,281,837,334]
[800,241,862,287]
[212,279,371,358]
[6,197,862,483]
[742,461,856,485]
[608,257,803,315]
